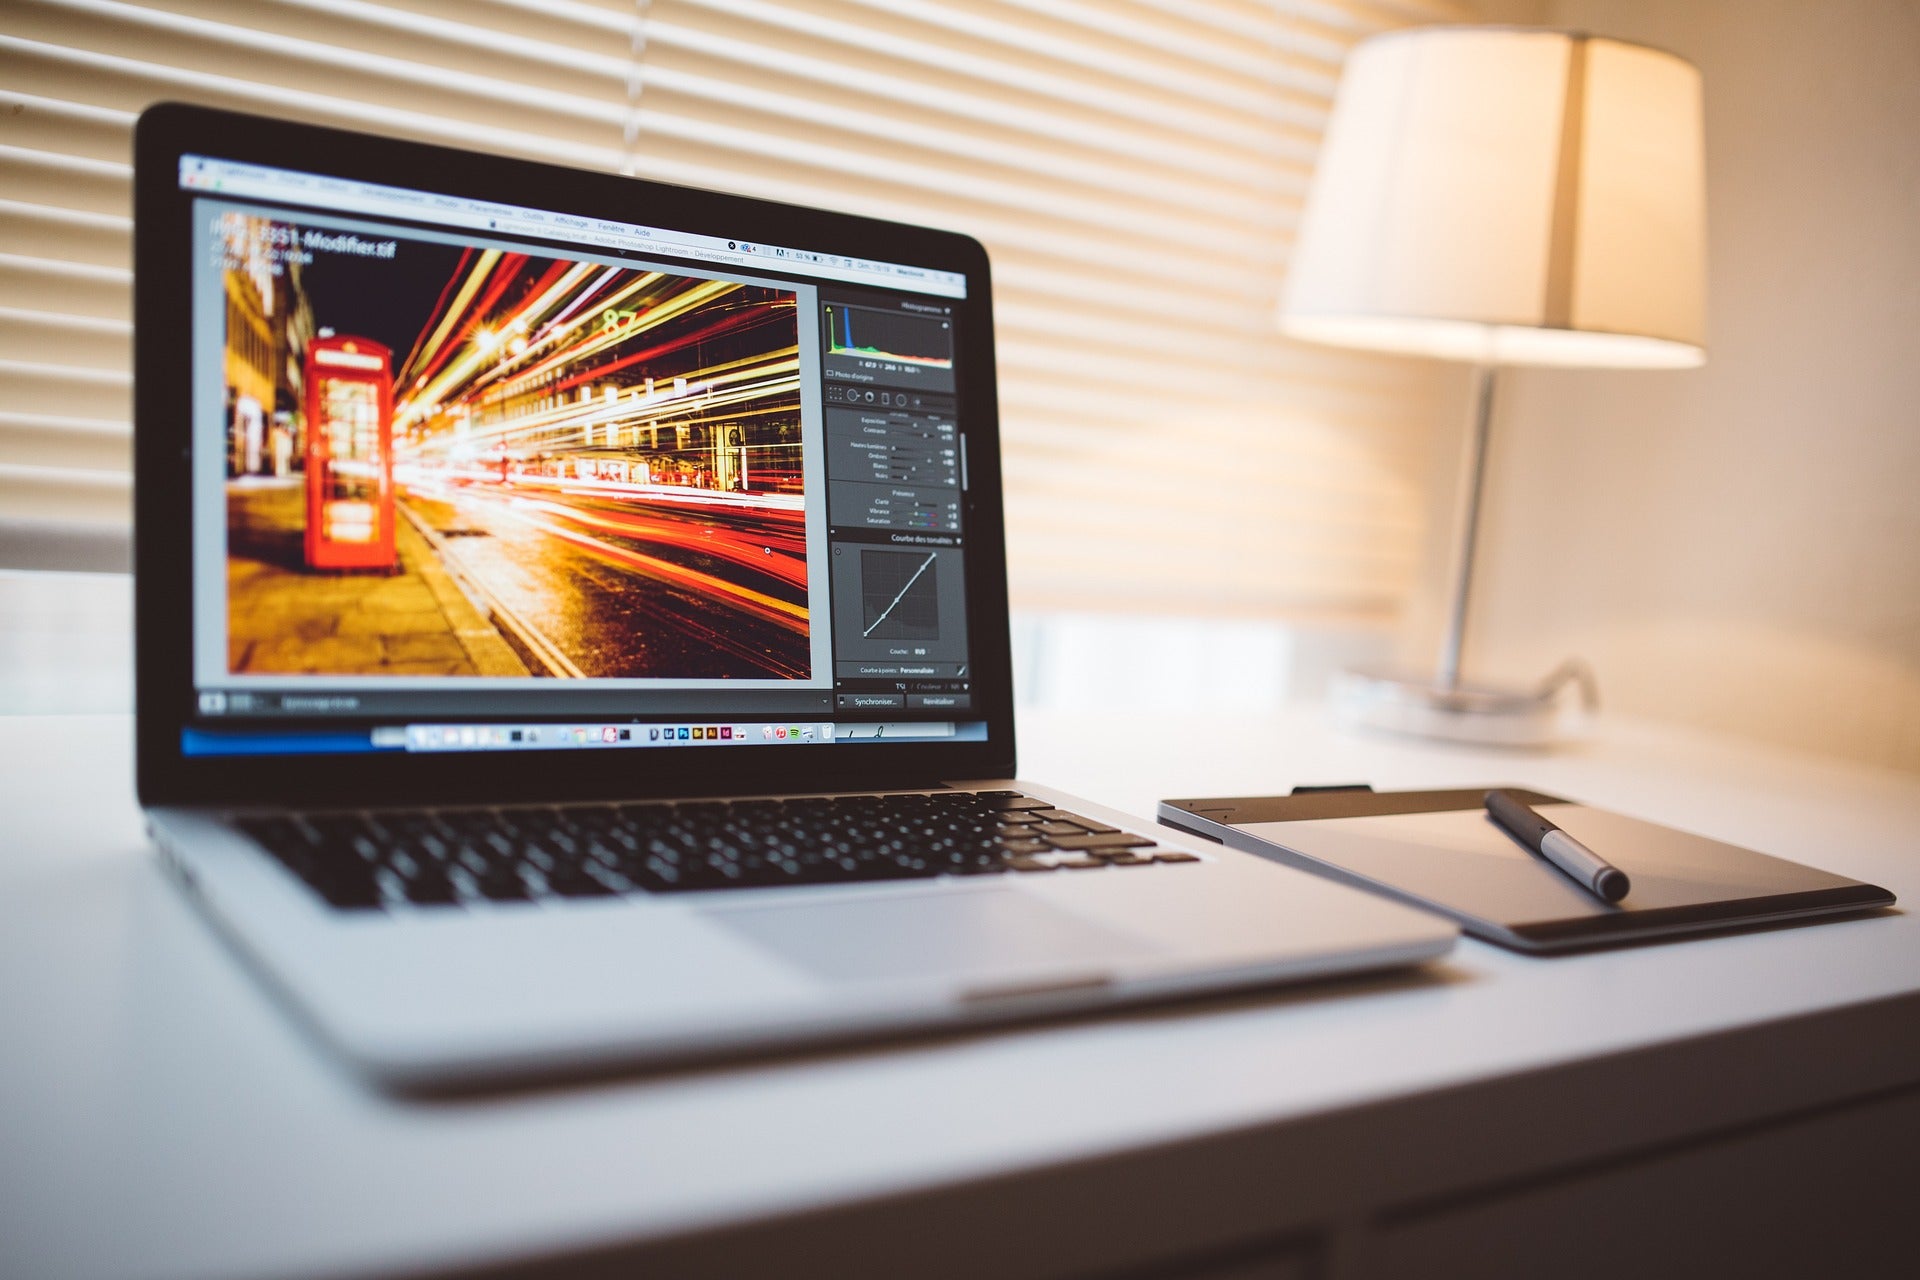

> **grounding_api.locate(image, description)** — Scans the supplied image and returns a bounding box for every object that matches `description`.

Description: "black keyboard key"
[543,870,617,898]
[404,867,460,905]
[474,868,532,902]
[976,794,1052,812]
[1040,810,1121,835]
[320,878,384,910]
[1045,832,1157,852]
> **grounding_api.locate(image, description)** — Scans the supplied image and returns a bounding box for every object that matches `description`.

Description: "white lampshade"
[1281,27,1707,369]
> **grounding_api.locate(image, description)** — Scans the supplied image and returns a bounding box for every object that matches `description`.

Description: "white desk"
[3,710,1917,1279]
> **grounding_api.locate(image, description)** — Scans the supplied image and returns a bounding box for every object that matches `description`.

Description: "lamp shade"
[1281,27,1706,369]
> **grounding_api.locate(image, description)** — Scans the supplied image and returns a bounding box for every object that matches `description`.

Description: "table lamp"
[1281,26,1707,745]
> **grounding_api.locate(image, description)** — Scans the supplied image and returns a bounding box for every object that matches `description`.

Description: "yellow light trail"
[486,495,809,629]
[413,371,802,457]
[399,248,500,393]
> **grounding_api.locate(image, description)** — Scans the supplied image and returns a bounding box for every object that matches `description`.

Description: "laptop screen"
[175,152,985,761]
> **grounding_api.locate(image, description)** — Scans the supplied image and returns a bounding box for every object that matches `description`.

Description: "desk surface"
[3,710,1917,1280]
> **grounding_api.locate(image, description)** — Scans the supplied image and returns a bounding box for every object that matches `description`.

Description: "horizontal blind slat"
[811,0,1342,102]
[0,464,132,525]
[631,104,1290,256]
[987,0,1352,75]
[644,23,1324,181]
[0,308,132,371]
[0,360,134,421]
[0,39,631,168]
[616,143,1295,286]
[0,199,130,271]
[14,1,630,135]
[0,412,132,472]
[656,0,1327,150]
[635,62,1306,217]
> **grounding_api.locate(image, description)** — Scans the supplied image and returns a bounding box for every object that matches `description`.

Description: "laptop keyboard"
[233,791,1198,911]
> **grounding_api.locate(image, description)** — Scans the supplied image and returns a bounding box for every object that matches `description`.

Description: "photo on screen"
[213,211,809,681]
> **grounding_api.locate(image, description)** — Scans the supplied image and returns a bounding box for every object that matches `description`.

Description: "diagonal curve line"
[862,552,936,638]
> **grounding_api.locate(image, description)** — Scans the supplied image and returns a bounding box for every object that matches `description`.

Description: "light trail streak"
[400,247,500,394]
[477,494,809,634]
[398,466,804,513]
[398,366,800,459]
[507,495,806,588]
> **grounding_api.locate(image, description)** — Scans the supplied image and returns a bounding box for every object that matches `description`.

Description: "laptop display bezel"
[133,103,1017,808]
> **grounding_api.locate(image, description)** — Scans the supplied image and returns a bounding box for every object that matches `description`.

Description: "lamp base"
[1330,663,1594,748]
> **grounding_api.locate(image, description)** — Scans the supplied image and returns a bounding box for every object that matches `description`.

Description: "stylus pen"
[1484,790,1631,903]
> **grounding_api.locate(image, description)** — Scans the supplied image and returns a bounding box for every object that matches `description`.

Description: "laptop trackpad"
[708,889,1157,982]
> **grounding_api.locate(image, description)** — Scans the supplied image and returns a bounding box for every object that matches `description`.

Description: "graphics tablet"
[1159,788,1895,953]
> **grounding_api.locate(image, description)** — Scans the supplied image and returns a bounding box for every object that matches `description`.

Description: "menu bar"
[182,155,968,299]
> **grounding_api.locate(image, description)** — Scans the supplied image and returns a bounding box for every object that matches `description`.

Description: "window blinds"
[2,0,1463,618]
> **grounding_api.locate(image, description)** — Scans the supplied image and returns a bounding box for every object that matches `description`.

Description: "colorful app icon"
[720,726,732,740]
[677,727,690,740]
[602,726,617,743]
[762,726,774,740]
[573,727,587,744]
[775,726,788,739]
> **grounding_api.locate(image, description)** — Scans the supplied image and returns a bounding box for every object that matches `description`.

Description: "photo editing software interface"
[178,153,985,757]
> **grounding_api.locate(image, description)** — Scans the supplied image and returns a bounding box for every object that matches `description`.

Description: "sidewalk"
[225,480,529,677]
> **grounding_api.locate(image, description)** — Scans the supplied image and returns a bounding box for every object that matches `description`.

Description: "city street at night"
[217,208,815,681]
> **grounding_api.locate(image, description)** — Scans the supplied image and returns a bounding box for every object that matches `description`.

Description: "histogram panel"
[825,305,953,367]
[822,302,957,393]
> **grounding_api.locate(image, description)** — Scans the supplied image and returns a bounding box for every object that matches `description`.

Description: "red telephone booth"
[303,335,395,571]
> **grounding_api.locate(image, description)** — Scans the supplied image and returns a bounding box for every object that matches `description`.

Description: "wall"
[1422,0,1920,772]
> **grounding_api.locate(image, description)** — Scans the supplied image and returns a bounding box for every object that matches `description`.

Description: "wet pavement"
[225,479,529,677]
[400,475,812,680]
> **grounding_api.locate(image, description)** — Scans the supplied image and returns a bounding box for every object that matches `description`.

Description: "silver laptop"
[132,104,1454,1091]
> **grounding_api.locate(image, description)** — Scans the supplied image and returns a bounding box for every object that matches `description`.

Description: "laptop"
[132,103,1454,1091]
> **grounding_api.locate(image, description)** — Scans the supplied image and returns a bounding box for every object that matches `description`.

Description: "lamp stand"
[1331,366,1597,747]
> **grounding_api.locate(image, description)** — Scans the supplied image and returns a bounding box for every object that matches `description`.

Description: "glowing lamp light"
[1281,27,1705,367]
[313,347,386,371]
[322,500,377,543]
